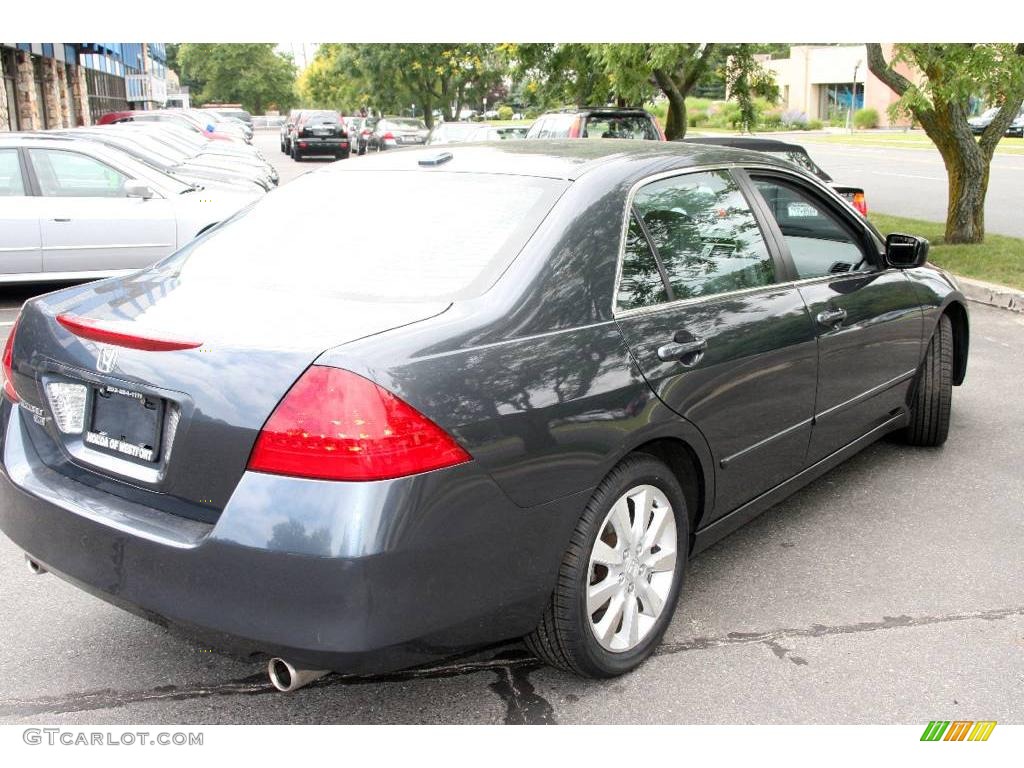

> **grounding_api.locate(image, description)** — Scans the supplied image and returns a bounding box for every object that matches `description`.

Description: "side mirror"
[124,181,154,199]
[885,233,929,269]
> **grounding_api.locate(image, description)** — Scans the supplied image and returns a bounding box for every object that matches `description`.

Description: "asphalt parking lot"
[0,131,1021,724]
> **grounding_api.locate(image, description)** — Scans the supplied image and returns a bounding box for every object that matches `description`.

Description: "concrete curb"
[956,276,1024,313]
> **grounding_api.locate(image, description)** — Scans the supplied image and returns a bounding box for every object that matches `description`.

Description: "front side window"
[0,149,26,196]
[28,149,129,198]
[630,170,775,301]
[752,178,867,278]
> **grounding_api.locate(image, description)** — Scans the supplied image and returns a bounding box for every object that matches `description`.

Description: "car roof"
[323,139,796,182]
[543,107,655,116]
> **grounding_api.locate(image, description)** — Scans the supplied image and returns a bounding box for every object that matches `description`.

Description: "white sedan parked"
[0,134,262,284]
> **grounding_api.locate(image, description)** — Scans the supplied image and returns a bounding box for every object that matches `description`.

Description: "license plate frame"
[85,385,165,464]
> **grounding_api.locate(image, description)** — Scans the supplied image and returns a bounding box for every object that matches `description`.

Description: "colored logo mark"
[920,721,996,741]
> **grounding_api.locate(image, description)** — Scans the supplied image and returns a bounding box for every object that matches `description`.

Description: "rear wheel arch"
[626,437,706,549]
[941,300,969,386]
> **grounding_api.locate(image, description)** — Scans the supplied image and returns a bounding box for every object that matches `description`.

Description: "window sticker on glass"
[787,202,819,218]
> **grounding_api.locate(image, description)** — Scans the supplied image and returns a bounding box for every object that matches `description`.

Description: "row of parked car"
[279,105,868,218]
[0,108,273,284]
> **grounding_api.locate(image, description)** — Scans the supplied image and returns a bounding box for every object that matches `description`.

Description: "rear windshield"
[171,171,567,301]
[765,149,830,181]
[582,114,658,140]
[388,118,426,130]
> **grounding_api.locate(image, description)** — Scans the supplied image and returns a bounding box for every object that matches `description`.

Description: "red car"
[96,110,237,142]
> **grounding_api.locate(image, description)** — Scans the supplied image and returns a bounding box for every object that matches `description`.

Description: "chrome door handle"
[816,308,847,327]
[52,218,71,222]
[657,338,707,363]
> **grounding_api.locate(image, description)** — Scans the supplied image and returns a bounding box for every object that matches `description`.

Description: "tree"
[589,44,718,139]
[501,44,612,110]
[724,45,778,133]
[176,43,297,114]
[867,43,1024,243]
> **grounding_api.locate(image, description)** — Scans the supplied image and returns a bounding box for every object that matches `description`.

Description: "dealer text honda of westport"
[0,141,968,690]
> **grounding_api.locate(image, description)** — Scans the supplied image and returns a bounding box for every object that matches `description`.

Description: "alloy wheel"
[586,484,677,652]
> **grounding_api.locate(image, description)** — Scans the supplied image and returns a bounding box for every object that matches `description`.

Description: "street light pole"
[849,60,862,133]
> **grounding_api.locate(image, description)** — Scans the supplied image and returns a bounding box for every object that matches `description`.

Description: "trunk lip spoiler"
[56,314,203,352]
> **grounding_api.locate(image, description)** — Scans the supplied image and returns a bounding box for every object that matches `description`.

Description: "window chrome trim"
[611,161,884,320]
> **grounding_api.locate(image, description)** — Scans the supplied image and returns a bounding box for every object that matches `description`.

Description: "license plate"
[314,128,333,136]
[85,385,164,463]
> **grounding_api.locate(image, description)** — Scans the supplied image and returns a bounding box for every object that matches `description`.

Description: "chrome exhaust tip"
[267,658,329,692]
[25,556,46,575]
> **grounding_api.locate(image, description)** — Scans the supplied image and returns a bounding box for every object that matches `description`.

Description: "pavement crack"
[656,605,1024,658]
[761,638,809,666]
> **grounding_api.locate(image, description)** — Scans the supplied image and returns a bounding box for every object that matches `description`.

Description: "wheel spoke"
[644,546,677,573]
[587,576,622,614]
[638,579,665,617]
[591,539,622,568]
[641,505,671,553]
[594,592,626,644]
[620,595,640,646]
[628,487,649,544]
[610,497,634,547]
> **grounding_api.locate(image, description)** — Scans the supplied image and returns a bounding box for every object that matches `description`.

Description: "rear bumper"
[295,138,349,154]
[0,402,584,673]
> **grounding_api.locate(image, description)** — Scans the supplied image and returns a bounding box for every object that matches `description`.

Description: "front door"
[748,173,924,463]
[26,148,176,273]
[614,169,819,519]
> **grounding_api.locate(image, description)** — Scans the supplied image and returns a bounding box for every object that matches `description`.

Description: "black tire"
[292,145,302,162]
[525,453,689,678]
[902,313,953,447]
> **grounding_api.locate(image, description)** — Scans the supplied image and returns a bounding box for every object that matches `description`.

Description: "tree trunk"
[937,138,988,243]
[653,68,686,140]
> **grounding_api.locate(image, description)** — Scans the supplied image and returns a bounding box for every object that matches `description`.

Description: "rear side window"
[617,213,669,310]
[173,171,567,301]
[626,170,775,303]
[0,149,25,196]
[752,178,867,278]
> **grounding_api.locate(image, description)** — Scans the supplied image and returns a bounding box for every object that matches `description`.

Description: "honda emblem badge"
[96,347,118,373]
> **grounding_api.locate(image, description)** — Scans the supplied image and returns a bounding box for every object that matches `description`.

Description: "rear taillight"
[2,317,19,402]
[382,132,395,140]
[56,314,202,351]
[852,192,868,216]
[247,366,471,482]
[568,118,581,139]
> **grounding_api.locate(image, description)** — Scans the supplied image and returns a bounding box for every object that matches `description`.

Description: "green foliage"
[853,107,879,129]
[497,105,514,121]
[724,44,778,133]
[807,119,824,130]
[176,43,297,114]
[302,44,505,126]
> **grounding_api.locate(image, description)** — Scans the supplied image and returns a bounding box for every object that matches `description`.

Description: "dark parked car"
[968,107,998,135]
[1006,109,1024,138]
[280,109,307,154]
[526,107,664,140]
[0,141,968,689]
[291,110,350,161]
[366,117,429,151]
[684,136,869,216]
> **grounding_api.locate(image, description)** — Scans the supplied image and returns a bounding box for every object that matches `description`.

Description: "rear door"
[747,171,923,463]
[26,148,177,273]
[614,168,819,520]
[0,148,42,275]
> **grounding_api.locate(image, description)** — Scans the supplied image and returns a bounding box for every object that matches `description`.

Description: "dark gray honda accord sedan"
[0,140,968,686]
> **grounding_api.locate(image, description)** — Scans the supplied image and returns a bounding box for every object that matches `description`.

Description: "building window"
[818,83,864,123]
[84,66,128,123]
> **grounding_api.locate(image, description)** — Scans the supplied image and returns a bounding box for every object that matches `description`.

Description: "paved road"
[792,136,1024,238]
[0,132,1021,724]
